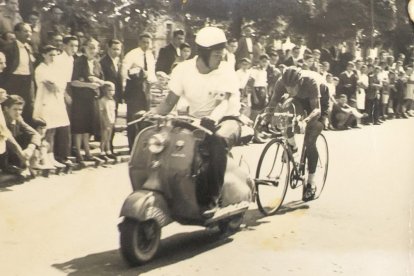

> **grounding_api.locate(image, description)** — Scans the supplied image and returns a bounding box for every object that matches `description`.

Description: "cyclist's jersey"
[270,70,329,117]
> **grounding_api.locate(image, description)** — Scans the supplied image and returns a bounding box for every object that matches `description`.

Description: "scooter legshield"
[120,190,171,227]
[128,126,158,191]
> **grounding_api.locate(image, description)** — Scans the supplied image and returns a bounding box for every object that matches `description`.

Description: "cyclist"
[155,26,243,216]
[264,66,328,201]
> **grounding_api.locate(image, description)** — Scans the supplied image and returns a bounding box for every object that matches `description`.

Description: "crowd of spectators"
[233,25,414,136]
[0,2,413,182]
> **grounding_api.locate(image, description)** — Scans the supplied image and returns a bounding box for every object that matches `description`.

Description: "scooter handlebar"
[127,113,213,135]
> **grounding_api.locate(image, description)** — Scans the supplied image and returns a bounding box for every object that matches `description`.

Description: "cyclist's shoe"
[282,144,298,163]
[302,183,316,202]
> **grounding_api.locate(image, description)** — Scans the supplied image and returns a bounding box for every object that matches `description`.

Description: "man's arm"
[266,79,286,111]
[305,97,321,123]
[209,92,232,122]
[18,119,41,147]
[156,91,180,115]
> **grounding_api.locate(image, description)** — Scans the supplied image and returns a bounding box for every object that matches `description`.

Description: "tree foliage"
[25,0,410,51]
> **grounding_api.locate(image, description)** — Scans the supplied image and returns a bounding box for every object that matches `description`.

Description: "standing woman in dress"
[70,38,105,163]
[33,45,71,168]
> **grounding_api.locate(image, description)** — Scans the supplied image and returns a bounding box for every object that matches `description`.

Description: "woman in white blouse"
[33,45,71,168]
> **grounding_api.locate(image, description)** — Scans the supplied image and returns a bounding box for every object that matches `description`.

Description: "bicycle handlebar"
[272,112,295,118]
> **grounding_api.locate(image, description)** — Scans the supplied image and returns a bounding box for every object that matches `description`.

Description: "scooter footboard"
[120,191,172,227]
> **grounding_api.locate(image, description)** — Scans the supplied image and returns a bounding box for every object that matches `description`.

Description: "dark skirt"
[71,87,100,135]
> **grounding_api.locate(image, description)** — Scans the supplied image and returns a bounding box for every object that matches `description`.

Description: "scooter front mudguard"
[120,190,172,227]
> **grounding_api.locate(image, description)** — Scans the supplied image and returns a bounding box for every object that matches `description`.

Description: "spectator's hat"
[240,57,251,64]
[40,44,61,54]
[304,48,313,55]
[139,32,153,40]
[259,54,270,60]
[347,61,355,67]
[313,49,321,55]
[269,49,279,57]
[179,42,191,49]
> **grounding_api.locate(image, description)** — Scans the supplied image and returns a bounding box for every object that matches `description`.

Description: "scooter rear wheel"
[119,218,161,266]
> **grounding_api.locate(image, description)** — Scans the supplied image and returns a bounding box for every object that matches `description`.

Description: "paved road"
[1,118,413,276]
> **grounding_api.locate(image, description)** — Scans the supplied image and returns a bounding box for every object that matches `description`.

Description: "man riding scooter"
[156,26,243,216]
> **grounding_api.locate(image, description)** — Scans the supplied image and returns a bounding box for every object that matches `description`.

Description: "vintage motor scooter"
[118,113,254,266]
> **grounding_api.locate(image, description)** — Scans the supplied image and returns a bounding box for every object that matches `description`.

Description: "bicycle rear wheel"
[313,134,329,199]
[255,139,290,216]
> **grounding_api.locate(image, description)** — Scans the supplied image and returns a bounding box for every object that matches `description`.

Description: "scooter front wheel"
[119,218,161,266]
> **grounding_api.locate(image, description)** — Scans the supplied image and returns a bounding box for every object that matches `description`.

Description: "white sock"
[307,173,315,185]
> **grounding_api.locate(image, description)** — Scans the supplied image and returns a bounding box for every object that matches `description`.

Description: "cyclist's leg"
[304,119,324,177]
[283,98,305,152]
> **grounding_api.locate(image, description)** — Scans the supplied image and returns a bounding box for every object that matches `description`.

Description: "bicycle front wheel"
[255,139,290,216]
[313,133,329,199]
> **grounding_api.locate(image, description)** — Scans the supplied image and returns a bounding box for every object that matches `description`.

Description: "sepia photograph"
[0,0,413,275]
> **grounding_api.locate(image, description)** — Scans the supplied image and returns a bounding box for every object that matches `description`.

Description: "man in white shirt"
[122,32,156,149]
[156,26,243,216]
[52,37,78,165]
[56,36,78,94]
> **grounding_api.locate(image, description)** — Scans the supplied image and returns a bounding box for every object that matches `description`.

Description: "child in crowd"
[30,118,55,170]
[331,94,365,130]
[395,71,408,118]
[98,81,117,162]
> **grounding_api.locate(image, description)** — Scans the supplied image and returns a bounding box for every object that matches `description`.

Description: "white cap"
[195,26,227,48]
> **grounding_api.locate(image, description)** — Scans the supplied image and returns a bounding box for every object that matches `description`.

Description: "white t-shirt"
[55,51,74,90]
[168,57,240,118]
[250,66,267,87]
[236,68,251,90]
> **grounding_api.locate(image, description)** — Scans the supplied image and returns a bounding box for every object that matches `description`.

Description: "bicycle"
[254,111,329,216]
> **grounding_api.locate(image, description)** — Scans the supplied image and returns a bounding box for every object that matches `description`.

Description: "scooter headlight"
[148,134,166,154]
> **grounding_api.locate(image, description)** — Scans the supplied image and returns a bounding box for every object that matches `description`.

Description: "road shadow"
[275,200,309,215]
[53,229,233,276]
[0,173,24,192]
[242,208,268,228]
[242,202,309,229]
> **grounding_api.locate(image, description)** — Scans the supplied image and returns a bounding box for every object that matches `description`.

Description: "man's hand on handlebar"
[297,117,307,134]
[200,117,216,132]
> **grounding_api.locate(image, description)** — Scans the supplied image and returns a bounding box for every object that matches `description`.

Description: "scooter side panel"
[129,126,158,191]
[160,128,203,220]
[120,190,172,227]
